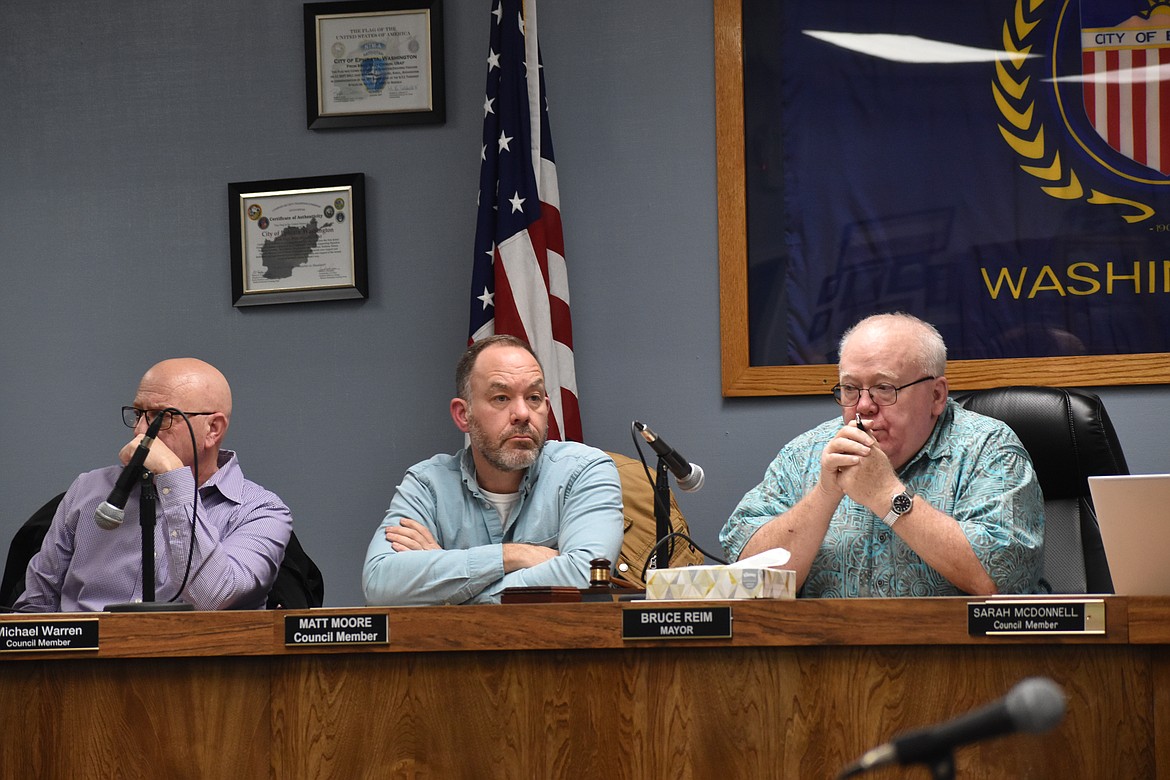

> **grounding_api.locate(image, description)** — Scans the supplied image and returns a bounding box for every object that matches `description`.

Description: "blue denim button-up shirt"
[363,441,624,606]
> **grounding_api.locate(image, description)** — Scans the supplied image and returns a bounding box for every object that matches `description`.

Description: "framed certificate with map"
[304,0,445,129]
[228,173,368,306]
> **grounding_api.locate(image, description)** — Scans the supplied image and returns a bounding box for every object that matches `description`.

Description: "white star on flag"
[466,0,582,442]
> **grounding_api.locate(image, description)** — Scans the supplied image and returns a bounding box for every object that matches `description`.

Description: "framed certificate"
[228,173,368,306]
[304,0,445,129]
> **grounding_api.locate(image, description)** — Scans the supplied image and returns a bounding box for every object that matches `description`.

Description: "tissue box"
[645,565,796,600]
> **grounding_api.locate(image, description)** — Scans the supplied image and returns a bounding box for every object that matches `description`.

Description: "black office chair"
[266,531,325,609]
[951,386,1128,594]
[1,493,323,609]
[0,493,64,608]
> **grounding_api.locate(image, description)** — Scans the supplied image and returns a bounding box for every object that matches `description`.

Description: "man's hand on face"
[836,437,903,515]
[819,422,901,513]
[119,435,184,476]
[385,518,443,552]
[818,421,871,499]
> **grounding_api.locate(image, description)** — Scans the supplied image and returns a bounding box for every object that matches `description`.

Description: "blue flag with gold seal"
[744,0,1170,366]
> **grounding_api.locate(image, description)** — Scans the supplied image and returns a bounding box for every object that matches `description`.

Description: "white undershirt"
[479,487,521,528]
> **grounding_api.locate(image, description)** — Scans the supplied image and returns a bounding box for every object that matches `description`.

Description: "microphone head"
[94,501,125,530]
[1005,677,1066,734]
[677,463,705,492]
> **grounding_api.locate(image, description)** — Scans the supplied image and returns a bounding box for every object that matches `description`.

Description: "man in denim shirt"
[720,314,1043,598]
[363,335,623,606]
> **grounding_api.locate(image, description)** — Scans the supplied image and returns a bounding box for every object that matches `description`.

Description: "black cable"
[161,408,199,604]
[639,531,728,585]
[630,420,676,545]
[629,421,727,583]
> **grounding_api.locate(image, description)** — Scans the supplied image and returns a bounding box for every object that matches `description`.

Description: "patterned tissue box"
[645,565,796,600]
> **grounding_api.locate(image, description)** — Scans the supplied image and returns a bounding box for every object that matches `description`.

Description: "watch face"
[892,493,913,514]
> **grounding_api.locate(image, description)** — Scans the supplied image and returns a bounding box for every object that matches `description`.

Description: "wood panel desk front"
[0,597,1165,779]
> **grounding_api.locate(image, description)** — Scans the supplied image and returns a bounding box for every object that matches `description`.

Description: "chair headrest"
[951,386,1129,501]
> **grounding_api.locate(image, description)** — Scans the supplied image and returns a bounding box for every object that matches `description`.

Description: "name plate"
[622,606,732,640]
[0,619,99,652]
[285,613,389,647]
[968,599,1105,636]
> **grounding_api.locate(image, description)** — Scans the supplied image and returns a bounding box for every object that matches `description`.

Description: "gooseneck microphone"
[632,421,705,492]
[839,677,1067,777]
[94,410,168,530]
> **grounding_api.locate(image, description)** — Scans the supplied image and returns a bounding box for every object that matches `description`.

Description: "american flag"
[469,0,581,442]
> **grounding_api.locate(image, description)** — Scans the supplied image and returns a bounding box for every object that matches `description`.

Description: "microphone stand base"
[105,601,196,613]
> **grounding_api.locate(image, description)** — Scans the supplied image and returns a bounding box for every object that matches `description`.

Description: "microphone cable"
[629,421,726,583]
[630,420,677,548]
[638,532,728,586]
[159,408,199,604]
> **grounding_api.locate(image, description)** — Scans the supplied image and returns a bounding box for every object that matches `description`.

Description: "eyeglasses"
[121,406,216,431]
[831,376,935,407]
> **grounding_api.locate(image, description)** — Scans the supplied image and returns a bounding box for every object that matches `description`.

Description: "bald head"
[132,358,233,484]
[138,358,233,423]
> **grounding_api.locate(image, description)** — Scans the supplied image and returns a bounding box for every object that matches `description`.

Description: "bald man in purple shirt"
[15,358,293,612]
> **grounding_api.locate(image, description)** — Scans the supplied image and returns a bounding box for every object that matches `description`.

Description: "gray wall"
[1,1,1163,607]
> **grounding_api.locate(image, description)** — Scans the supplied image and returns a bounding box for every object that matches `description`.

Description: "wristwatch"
[882,490,914,527]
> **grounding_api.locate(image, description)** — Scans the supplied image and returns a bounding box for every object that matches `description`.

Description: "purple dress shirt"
[15,450,292,612]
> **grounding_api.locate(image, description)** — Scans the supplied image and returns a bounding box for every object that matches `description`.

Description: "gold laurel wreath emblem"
[993,0,1155,223]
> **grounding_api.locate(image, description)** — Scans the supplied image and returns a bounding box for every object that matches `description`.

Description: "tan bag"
[606,452,705,588]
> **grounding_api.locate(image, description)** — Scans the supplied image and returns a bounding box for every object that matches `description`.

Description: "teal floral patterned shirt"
[720,399,1044,597]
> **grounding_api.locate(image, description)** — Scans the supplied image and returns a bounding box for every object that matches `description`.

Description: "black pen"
[855,413,866,433]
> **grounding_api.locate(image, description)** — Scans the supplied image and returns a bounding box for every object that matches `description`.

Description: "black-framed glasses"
[121,406,216,431]
[831,376,935,407]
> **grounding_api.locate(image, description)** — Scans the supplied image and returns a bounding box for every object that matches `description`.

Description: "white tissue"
[729,548,792,568]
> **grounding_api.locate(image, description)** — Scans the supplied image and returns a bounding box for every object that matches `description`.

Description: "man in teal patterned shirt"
[720,313,1043,597]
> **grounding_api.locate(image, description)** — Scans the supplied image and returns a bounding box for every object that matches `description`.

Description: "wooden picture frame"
[714,0,1170,396]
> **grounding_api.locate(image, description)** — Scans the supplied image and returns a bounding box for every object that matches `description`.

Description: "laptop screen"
[1087,474,1170,596]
